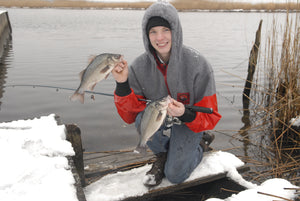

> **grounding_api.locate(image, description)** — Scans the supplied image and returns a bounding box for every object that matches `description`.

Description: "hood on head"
[142,2,183,61]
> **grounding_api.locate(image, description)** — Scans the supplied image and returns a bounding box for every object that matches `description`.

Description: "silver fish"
[70,53,123,103]
[135,96,171,154]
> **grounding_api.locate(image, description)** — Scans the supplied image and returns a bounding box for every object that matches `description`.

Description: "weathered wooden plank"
[122,165,250,201]
[84,151,154,184]
[84,151,154,173]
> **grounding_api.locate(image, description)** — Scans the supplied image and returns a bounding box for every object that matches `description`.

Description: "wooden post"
[54,116,87,201]
[0,11,12,60]
[240,20,262,158]
[67,156,87,201]
[242,20,263,116]
[65,124,86,187]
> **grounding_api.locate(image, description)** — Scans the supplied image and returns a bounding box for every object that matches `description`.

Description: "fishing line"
[5,84,150,102]
[5,84,114,97]
[6,84,213,113]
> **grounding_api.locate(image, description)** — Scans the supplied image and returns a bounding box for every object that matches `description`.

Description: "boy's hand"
[112,60,128,83]
[167,98,185,117]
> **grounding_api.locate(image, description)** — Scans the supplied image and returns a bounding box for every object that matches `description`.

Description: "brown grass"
[173,0,300,11]
[240,13,300,185]
[0,0,153,9]
[0,0,299,11]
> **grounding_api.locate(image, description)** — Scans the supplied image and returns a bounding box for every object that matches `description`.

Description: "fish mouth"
[116,54,124,61]
[158,96,172,108]
[112,54,124,62]
[164,95,172,103]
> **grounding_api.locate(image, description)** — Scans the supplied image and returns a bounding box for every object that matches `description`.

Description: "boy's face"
[149,26,172,59]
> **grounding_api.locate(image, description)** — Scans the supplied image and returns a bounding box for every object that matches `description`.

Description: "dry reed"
[240,12,300,186]
[173,0,300,11]
[0,0,153,9]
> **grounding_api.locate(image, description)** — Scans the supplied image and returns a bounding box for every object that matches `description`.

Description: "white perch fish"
[135,96,172,154]
[70,53,123,103]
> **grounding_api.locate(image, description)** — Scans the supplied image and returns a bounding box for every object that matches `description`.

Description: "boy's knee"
[164,150,203,184]
[164,165,189,184]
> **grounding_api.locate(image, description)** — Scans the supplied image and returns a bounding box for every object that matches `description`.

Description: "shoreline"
[1,7,299,13]
[0,0,299,12]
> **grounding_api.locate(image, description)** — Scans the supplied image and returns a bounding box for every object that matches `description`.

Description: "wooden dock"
[65,124,249,201]
[84,151,249,201]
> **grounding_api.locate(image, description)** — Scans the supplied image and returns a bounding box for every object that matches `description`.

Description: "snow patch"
[0,114,77,201]
[206,178,298,201]
[290,116,300,127]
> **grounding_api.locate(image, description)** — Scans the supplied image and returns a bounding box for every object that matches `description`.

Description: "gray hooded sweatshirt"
[115,2,221,132]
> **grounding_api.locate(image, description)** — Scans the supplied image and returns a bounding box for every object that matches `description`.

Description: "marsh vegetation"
[239,13,299,186]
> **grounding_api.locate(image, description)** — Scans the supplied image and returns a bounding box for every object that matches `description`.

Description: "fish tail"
[135,143,148,156]
[70,91,85,104]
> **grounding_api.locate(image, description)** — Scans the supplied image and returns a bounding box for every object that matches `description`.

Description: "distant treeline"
[0,0,299,11]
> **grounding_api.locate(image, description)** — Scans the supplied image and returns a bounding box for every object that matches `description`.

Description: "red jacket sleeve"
[185,94,221,133]
[114,90,146,124]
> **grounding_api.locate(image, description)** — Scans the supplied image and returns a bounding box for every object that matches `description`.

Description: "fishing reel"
[165,115,182,128]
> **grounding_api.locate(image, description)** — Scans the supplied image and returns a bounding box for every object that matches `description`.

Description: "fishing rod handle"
[186,105,213,114]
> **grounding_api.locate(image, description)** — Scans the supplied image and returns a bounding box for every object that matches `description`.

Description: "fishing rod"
[186,105,213,114]
[6,84,213,114]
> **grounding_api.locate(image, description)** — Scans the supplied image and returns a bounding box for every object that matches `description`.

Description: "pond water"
[0,8,289,153]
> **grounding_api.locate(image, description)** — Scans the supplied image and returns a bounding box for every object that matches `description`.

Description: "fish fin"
[135,143,147,156]
[100,65,110,74]
[89,82,97,91]
[156,111,163,122]
[88,55,96,64]
[79,69,86,80]
[137,112,144,135]
[137,125,141,136]
[70,92,85,104]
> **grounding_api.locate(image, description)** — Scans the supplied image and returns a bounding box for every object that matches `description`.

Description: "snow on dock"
[0,114,298,201]
[0,114,79,201]
[84,151,251,201]
[84,150,298,201]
